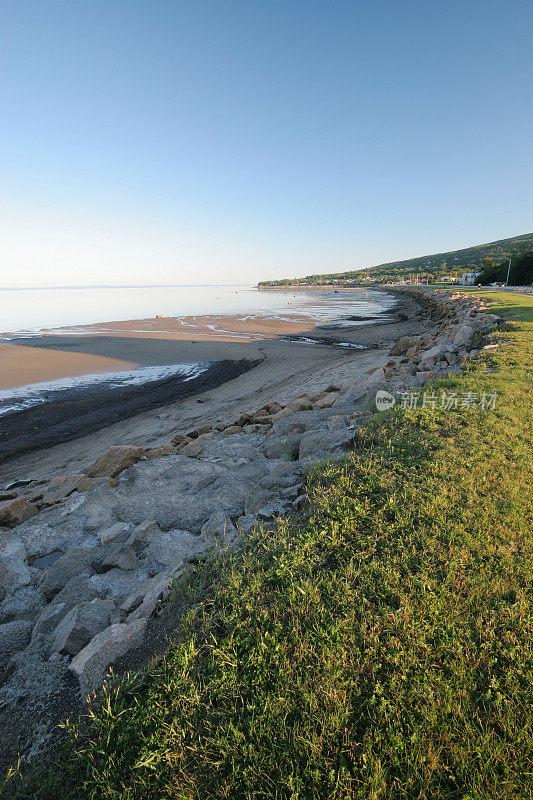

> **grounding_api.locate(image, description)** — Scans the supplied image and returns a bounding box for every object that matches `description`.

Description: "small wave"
[0,363,210,417]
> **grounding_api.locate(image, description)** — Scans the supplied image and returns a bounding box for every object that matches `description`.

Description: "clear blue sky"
[1,0,532,287]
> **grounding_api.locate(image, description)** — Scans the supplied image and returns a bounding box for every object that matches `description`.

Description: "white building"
[459,272,482,285]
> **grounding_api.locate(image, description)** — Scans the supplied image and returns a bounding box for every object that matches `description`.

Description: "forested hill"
[259,231,533,286]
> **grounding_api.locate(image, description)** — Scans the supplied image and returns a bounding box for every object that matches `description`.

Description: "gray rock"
[0,620,33,675]
[327,414,347,430]
[245,489,276,516]
[39,548,95,600]
[111,458,261,532]
[0,534,32,595]
[97,543,137,572]
[453,325,475,347]
[125,520,160,554]
[98,522,130,545]
[298,428,355,464]
[88,568,150,601]
[30,602,69,648]
[145,530,207,573]
[51,598,119,656]
[122,571,180,621]
[69,619,147,697]
[52,576,102,609]
[236,515,257,534]
[200,512,238,546]
[17,512,87,560]
[0,585,45,623]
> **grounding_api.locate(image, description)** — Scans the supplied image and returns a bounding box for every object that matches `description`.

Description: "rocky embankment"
[0,288,501,765]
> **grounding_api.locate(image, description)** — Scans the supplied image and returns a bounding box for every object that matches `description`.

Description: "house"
[459,272,482,285]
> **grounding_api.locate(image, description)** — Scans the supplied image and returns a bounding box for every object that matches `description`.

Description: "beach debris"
[2,479,33,492]
[88,445,144,478]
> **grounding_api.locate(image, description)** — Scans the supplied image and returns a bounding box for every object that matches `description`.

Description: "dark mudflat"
[0,359,257,464]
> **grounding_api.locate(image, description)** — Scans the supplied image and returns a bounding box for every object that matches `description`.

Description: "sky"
[1,0,532,288]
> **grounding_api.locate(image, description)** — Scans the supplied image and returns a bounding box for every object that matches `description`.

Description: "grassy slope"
[6,291,533,800]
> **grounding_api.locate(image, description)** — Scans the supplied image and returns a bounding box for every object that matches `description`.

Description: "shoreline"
[0,294,418,483]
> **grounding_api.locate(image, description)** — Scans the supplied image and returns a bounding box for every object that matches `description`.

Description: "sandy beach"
[0,289,421,482]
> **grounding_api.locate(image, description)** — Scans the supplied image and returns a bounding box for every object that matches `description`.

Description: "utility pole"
[505,257,512,286]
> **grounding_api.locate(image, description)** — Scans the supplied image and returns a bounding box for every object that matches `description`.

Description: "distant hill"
[258,232,533,286]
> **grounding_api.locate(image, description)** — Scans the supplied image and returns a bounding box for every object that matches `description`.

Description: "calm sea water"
[0,284,396,336]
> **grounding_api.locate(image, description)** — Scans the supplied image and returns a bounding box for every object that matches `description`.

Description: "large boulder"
[0,585,45,623]
[88,446,144,478]
[38,548,95,600]
[51,598,119,656]
[453,326,475,348]
[0,498,37,528]
[200,512,238,546]
[0,534,32,595]
[42,475,85,506]
[69,619,147,697]
[144,530,207,573]
[389,336,417,356]
[121,570,179,621]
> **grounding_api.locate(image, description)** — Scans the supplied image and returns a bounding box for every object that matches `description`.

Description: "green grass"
[5,292,533,799]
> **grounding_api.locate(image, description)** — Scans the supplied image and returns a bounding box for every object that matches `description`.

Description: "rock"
[453,325,475,348]
[236,515,257,534]
[285,399,313,413]
[39,548,95,600]
[0,585,45,623]
[245,489,276,516]
[174,436,193,451]
[53,576,102,609]
[313,392,340,409]
[42,475,85,506]
[145,530,207,573]
[69,619,147,697]
[125,520,160,554]
[327,414,347,430]
[0,534,32,595]
[200,512,238,546]
[0,497,38,527]
[30,602,69,647]
[88,446,144,478]
[298,429,355,463]
[179,433,212,458]
[98,522,130,545]
[144,446,175,459]
[122,570,179,621]
[0,620,33,677]
[51,598,119,656]
[97,543,137,572]
[88,568,150,601]
[186,424,213,439]
[359,368,386,390]
[389,335,417,356]
[244,423,271,434]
